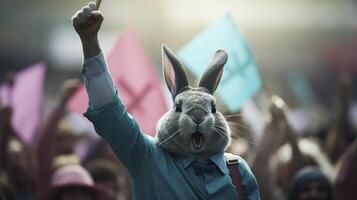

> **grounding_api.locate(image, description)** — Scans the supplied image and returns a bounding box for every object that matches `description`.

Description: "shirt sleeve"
[82,53,158,177]
[238,158,261,200]
[81,51,116,109]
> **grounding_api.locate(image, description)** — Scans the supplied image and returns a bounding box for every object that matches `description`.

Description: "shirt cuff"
[81,51,107,79]
[81,51,116,109]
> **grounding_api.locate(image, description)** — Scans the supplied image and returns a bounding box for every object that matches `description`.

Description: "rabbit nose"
[190,109,205,124]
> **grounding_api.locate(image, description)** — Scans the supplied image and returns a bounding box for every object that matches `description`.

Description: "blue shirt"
[82,52,260,200]
[84,94,260,200]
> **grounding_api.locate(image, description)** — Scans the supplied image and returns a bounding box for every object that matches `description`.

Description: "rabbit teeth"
[192,132,203,149]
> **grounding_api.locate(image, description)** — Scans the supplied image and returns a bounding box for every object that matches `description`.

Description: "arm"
[36,79,81,190]
[250,96,296,200]
[36,104,64,190]
[326,74,352,163]
[72,2,158,176]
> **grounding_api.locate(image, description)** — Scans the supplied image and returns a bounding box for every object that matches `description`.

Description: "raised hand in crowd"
[36,78,81,191]
[72,2,103,59]
[325,73,354,164]
[251,95,303,200]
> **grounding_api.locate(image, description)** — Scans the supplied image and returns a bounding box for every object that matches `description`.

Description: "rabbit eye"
[211,104,216,113]
[175,103,182,112]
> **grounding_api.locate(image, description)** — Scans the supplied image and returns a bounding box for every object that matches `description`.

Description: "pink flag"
[68,28,168,136]
[0,63,46,146]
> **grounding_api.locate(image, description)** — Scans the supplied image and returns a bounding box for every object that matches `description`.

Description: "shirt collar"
[180,154,197,169]
[179,152,228,175]
[208,152,228,174]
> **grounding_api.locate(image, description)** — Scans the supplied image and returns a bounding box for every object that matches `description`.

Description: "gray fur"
[156,45,231,157]
[199,50,228,94]
[162,44,189,99]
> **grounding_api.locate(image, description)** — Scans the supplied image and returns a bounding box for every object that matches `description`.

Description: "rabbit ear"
[199,49,228,94]
[162,44,189,98]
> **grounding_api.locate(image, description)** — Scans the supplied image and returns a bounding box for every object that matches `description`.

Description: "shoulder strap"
[225,153,245,200]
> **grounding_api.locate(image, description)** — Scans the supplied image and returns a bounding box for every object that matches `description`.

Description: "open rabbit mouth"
[192,132,203,149]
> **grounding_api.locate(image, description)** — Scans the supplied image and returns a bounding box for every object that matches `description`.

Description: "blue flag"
[178,13,261,112]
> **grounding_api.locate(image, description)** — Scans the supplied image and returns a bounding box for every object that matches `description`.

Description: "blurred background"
[0,0,356,200]
[1,0,356,106]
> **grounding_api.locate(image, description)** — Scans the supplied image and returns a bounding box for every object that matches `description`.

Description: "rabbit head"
[156,45,231,157]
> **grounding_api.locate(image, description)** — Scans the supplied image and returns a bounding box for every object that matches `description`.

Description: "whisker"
[234,136,258,147]
[227,121,253,131]
[228,126,243,137]
[224,113,248,118]
[156,129,182,146]
[214,125,258,148]
[214,125,228,138]
[214,124,226,130]
[227,126,258,147]
[230,126,249,138]
[213,127,225,138]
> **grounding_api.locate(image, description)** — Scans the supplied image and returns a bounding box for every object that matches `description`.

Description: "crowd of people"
[0,73,355,200]
[249,75,356,200]
[0,79,130,200]
[0,3,356,199]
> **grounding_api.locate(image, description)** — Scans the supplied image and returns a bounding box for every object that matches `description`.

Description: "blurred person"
[53,154,81,170]
[325,73,356,164]
[56,122,85,156]
[272,138,335,197]
[83,139,120,164]
[0,180,16,200]
[251,96,299,200]
[0,106,37,200]
[288,167,332,200]
[36,79,81,190]
[39,164,111,200]
[269,73,355,200]
[86,159,127,200]
[251,96,331,200]
[83,140,132,200]
[4,138,37,199]
[333,138,357,200]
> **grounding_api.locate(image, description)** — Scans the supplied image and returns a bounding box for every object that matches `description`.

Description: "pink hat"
[40,165,111,200]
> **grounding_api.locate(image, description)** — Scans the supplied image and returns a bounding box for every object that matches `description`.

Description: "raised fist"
[72,2,103,41]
